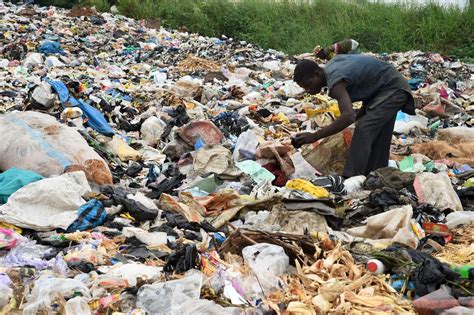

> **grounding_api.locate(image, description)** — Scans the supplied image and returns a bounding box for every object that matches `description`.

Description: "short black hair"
[293,59,322,84]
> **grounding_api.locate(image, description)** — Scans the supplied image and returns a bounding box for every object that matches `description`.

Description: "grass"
[43,0,474,60]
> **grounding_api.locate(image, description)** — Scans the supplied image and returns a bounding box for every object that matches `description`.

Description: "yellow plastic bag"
[305,103,340,118]
[108,136,141,161]
[286,179,329,198]
[0,222,22,234]
[276,112,290,124]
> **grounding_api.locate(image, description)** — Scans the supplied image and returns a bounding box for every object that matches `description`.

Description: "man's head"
[293,59,326,95]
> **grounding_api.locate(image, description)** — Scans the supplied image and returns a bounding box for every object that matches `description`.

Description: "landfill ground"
[0,2,473,315]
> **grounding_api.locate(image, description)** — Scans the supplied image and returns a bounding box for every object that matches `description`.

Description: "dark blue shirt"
[324,54,415,114]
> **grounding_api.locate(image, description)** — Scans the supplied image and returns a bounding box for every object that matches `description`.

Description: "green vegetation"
[44,0,474,60]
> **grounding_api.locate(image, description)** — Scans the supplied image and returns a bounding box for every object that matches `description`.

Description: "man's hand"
[291,81,355,149]
[291,132,319,148]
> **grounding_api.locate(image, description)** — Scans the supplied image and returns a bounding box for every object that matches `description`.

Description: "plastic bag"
[172,76,202,98]
[37,41,65,55]
[45,56,65,68]
[232,130,259,162]
[193,145,232,176]
[278,80,305,98]
[446,211,474,229]
[267,204,328,234]
[178,120,224,147]
[289,152,317,180]
[137,270,203,314]
[262,60,281,71]
[31,81,55,107]
[46,79,114,136]
[0,284,13,309]
[159,190,243,229]
[0,111,112,185]
[346,205,419,249]
[441,306,474,315]
[141,116,167,145]
[242,243,289,291]
[23,52,43,67]
[23,275,91,315]
[302,128,353,175]
[413,286,459,315]
[122,227,167,246]
[65,296,91,315]
[77,99,115,136]
[236,160,275,184]
[343,175,366,194]
[394,111,428,134]
[286,178,330,198]
[108,136,141,161]
[0,172,90,231]
[413,172,463,211]
[66,199,107,232]
[178,299,241,315]
[152,71,167,84]
[104,263,162,287]
[0,238,53,269]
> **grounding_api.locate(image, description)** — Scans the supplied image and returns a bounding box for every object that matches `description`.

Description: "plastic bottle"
[451,265,474,280]
[367,259,385,275]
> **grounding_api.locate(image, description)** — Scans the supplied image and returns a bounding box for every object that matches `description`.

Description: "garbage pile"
[0,3,473,314]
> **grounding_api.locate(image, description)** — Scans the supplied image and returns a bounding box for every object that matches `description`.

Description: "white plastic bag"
[0,172,90,231]
[152,71,167,84]
[393,112,428,134]
[242,243,289,291]
[446,211,474,229]
[65,296,91,315]
[23,52,43,67]
[413,172,463,211]
[343,175,366,194]
[0,111,112,185]
[290,152,317,180]
[23,276,91,315]
[0,59,9,69]
[346,205,419,249]
[45,56,65,68]
[104,263,162,287]
[0,284,13,309]
[31,82,56,107]
[262,60,281,71]
[172,76,202,98]
[178,299,241,315]
[137,270,203,314]
[122,227,167,247]
[278,80,305,98]
[141,116,167,145]
[232,130,259,162]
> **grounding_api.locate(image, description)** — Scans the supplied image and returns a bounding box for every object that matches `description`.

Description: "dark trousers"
[343,90,408,178]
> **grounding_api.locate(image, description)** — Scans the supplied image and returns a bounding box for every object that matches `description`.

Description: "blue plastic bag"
[37,41,65,56]
[46,79,114,136]
[67,199,107,232]
[194,137,205,150]
[77,99,115,136]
